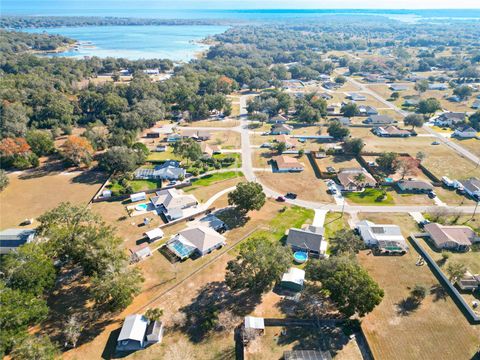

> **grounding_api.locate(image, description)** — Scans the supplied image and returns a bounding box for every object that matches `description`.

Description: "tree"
[26,130,55,156]
[390,92,400,100]
[446,262,467,283]
[335,75,346,84]
[342,138,365,155]
[416,98,441,117]
[172,138,202,165]
[99,146,145,173]
[227,182,266,213]
[63,315,83,348]
[83,126,109,151]
[354,173,366,186]
[469,111,480,131]
[453,85,472,100]
[415,151,426,163]
[273,141,287,154]
[11,335,58,360]
[60,135,94,167]
[341,103,359,118]
[225,237,290,293]
[403,114,424,130]
[0,170,9,191]
[327,121,350,140]
[0,283,49,355]
[376,152,398,174]
[306,256,384,317]
[1,243,56,296]
[145,308,164,322]
[0,102,30,138]
[91,266,143,311]
[329,229,364,256]
[414,80,429,94]
[397,158,419,180]
[410,284,427,302]
[0,137,38,170]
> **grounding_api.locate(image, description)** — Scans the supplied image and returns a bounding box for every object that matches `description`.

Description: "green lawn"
[324,211,350,240]
[130,179,161,192]
[344,188,394,205]
[213,152,242,168]
[147,148,180,162]
[187,171,243,188]
[248,205,314,243]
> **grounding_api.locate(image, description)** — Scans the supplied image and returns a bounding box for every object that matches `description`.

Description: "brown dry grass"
[208,130,241,149]
[184,119,239,128]
[357,213,480,360]
[0,169,106,229]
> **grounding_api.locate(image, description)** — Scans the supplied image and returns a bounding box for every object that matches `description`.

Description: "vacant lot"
[255,164,334,203]
[1,169,106,229]
[451,138,480,157]
[208,130,241,149]
[185,172,245,203]
[183,119,240,128]
[357,213,480,360]
[316,155,361,173]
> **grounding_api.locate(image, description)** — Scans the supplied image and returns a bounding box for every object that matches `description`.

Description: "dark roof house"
[0,229,36,254]
[286,225,327,256]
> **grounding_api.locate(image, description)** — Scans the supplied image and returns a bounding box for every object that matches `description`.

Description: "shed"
[130,243,152,262]
[116,314,148,352]
[102,190,112,198]
[144,228,164,242]
[244,316,265,331]
[146,320,164,344]
[281,267,305,292]
[130,192,147,203]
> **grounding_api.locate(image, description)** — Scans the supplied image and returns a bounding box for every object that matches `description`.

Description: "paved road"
[346,76,480,164]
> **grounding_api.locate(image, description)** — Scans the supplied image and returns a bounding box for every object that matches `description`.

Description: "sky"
[3,0,480,10]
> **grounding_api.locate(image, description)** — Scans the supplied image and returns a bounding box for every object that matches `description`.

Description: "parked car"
[276,196,286,202]
[327,188,337,195]
[431,141,440,145]
[285,192,297,199]
[260,143,271,148]
[168,181,177,186]
[428,191,437,199]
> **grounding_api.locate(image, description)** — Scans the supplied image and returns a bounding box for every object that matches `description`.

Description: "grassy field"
[344,188,394,205]
[255,165,334,204]
[208,130,241,149]
[188,171,243,187]
[183,119,240,128]
[213,152,242,168]
[451,138,480,157]
[323,211,350,240]
[357,213,480,360]
[0,169,106,229]
[146,148,180,162]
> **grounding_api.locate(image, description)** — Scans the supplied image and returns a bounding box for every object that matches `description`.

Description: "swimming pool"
[293,251,308,263]
[135,203,148,211]
[384,177,394,183]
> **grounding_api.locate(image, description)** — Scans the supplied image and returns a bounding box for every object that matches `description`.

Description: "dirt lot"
[316,155,361,172]
[207,130,241,149]
[0,168,106,229]
[451,138,480,157]
[357,213,480,360]
[183,119,239,128]
[255,164,334,204]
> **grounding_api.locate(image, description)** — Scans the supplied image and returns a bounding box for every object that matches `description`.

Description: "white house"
[454,126,477,139]
[459,177,480,200]
[116,314,163,352]
[166,226,226,259]
[0,229,36,254]
[150,188,198,221]
[435,112,466,127]
[272,155,304,172]
[356,220,408,253]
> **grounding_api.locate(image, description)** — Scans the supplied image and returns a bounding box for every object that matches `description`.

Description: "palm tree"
[354,173,366,190]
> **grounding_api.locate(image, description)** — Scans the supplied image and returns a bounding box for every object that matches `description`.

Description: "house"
[181,129,211,141]
[129,243,152,262]
[347,93,366,101]
[389,84,409,91]
[447,95,461,103]
[286,225,327,257]
[155,145,167,152]
[166,226,226,259]
[150,188,198,221]
[472,99,480,109]
[284,350,332,360]
[404,98,419,107]
[424,223,479,251]
[166,133,182,143]
[144,228,164,242]
[134,160,186,181]
[457,271,480,291]
[428,83,448,90]
[322,81,338,90]
[373,125,411,137]
[337,168,377,191]
[397,180,433,193]
[271,123,293,135]
[269,114,287,123]
[364,74,386,83]
[337,117,351,126]
[199,214,227,232]
[363,115,395,125]
[130,192,147,203]
[0,229,36,255]
[275,135,298,149]
[327,104,339,115]
[358,105,378,116]
[146,131,160,138]
[116,314,163,353]
[201,143,221,157]
[280,267,305,292]
[453,126,477,139]
[272,155,304,172]
[356,220,408,254]
[318,92,333,100]
[459,177,480,199]
[435,112,466,127]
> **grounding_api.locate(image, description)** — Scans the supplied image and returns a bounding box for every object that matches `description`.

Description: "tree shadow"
[396,297,421,316]
[430,284,448,302]
[215,207,249,229]
[18,158,67,179]
[71,169,108,185]
[177,281,262,343]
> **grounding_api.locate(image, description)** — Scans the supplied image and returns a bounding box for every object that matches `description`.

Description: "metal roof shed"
[130,192,147,203]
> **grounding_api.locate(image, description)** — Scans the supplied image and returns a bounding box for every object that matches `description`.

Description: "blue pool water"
[385,177,394,183]
[135,203,148,211]
[293,251,308,263]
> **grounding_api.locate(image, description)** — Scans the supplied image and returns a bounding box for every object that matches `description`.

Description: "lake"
[23,25,229,61]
